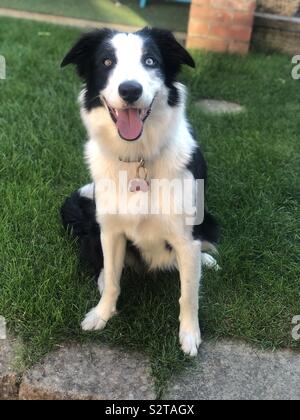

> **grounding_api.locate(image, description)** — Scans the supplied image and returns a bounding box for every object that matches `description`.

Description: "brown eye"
[104,58,113,67]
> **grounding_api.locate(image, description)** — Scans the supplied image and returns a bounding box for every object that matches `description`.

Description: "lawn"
[0,17,299,396]
[0,0,189,32]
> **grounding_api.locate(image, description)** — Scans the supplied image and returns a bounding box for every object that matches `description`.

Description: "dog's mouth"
[103,98,154,142]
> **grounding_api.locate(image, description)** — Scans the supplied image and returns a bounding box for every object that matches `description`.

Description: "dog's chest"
[94,161,185,270]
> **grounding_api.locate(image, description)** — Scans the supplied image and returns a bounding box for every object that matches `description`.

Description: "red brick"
[233,10,255,26]
[188,18,210,36]
[210,23,252,42]
[193,0,211,6]
[211,0,256,13]
[190,4,233,24]
[230,24,252,41]
[187,36,229,52]
[229,40,249,54]
[209,24,230,40]
[188,0,255,54]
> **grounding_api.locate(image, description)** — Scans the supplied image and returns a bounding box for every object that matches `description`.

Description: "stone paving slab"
[0,337,23,400]
[165,340,300,400]
[19,344,155,400]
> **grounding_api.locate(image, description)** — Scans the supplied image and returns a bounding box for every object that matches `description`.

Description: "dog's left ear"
[146,27,195,70]
[61,28,113,79]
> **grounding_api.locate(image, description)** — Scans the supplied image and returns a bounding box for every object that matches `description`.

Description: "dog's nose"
[118,81,143,104]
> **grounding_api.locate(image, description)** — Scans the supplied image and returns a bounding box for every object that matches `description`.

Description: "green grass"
[0,0,189,32]
[0,17,300,396]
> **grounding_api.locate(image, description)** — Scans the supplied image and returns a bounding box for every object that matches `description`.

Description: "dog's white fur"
[78,32,213,356]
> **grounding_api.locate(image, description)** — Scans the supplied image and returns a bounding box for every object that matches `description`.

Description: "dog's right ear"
[61,28,112,79]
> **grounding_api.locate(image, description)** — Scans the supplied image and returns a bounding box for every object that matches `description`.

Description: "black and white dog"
[61,27,219,356]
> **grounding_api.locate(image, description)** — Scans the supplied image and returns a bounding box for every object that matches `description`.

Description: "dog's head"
[61,27,195,142]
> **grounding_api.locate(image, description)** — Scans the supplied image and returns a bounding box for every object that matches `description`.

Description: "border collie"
[61,27,220,356]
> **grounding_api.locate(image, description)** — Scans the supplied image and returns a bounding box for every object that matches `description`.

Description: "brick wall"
[187,0,256,54]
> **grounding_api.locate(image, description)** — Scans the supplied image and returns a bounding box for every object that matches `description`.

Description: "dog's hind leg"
[195,211,221,271]
[201,252,220,271]
[61,185,103,277]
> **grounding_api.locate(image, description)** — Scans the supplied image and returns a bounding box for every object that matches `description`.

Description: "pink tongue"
[116,108,143,141]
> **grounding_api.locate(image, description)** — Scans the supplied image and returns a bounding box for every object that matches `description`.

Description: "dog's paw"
[81,307,107,331]
[202,253,221,271]
[179,328,202,357]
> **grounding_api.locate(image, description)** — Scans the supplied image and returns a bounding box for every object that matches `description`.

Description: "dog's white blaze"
[101,33,163,110]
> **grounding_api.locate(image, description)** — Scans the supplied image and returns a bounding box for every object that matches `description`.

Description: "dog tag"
[128,158,150,192]
[129,178,149,192]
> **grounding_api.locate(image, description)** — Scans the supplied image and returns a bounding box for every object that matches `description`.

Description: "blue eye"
[145,57,155,67]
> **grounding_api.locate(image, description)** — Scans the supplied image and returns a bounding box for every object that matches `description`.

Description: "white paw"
[81,307,107,331]
[180,328,202,357]
[202,253,221,271]
[97,270,104,295]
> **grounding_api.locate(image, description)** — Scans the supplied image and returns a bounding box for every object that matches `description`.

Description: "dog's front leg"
[174,238,202,356]
[81,231,126,331]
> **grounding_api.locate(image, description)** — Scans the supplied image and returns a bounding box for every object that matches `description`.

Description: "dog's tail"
[60,183,103,276]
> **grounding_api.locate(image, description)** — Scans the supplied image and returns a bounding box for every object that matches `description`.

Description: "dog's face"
[62,27,195,142]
